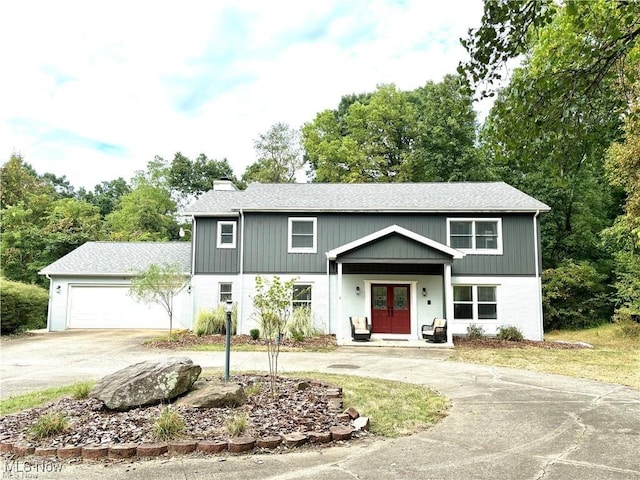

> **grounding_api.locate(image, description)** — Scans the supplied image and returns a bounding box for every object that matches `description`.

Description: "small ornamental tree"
[252,275,296,395]
[129,263,189,341]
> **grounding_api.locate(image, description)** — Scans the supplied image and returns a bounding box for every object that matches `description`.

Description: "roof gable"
[326,225,464,261]
[182,182,550,215]
[339,234,453,262]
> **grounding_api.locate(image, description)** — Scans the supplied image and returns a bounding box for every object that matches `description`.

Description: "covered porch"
[326,225,464,346]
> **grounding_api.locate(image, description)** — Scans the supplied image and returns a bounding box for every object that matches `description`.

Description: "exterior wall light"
[422,287,427,297]
[355,286,360,295]
[56,285,61,294]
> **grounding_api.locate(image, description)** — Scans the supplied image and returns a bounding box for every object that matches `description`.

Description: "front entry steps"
[340,338,453,348]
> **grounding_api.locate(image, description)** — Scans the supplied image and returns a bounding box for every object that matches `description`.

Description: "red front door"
[371,284,411,334]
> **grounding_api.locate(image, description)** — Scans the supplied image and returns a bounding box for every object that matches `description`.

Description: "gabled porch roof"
[325,224,465,261]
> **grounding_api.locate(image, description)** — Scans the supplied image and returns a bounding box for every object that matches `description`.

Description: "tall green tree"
[40,173,76,199]
[602,67,640,315]
[243,123,303,184]
[1,196,103,285]
[0,154,51,209]
[478,2,628,266]
[303,77,481,183]
[78,177,131,218]
[168,153,238,195]
[105,181,178,241]
[459,0,640,102]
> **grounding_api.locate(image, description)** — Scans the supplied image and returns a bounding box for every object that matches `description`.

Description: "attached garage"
[67,285,169,329]
[40,242,192,331]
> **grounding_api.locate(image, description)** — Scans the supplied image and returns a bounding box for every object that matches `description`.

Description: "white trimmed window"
[453,285,498,321]
[288,217,317,253]
[292,284,312,309]
[447,219,502,254]
[217,221,236,249]
[219,282,232,303]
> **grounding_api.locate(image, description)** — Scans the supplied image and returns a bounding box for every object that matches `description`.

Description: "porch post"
[444,263,454,345]
[337,261,343,343]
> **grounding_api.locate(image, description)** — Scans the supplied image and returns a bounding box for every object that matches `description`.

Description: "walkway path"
[1,330,638,479]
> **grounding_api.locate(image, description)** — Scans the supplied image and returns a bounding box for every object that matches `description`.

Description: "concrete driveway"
[1,330,639,480]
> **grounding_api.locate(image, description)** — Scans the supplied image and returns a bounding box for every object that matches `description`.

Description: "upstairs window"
[217,221,236,249]
[288,217,317,253]
[453,285,498,321]
[447,219,502,254]
[292,284,312,309]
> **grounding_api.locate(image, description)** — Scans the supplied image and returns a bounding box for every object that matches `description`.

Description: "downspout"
[326,256,331,334]
[45,274,53,331]
[190,216,196,330]
[238,209,245,334]
[533,210,543,340]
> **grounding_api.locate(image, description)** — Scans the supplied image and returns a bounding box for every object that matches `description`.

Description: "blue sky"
[1,0,485,189]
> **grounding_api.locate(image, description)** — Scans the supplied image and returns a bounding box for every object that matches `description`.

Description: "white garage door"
[68,285,169,329]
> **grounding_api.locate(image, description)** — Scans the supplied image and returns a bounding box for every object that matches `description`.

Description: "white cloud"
[1,0,485,189]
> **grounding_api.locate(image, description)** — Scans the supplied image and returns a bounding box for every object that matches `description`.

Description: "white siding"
[47,276,191,331]
[334,273,444,343]
[191,274,330,336]
[450,275,543,340]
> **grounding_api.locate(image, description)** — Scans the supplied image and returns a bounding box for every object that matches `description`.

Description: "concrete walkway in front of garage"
[1,329,639,480]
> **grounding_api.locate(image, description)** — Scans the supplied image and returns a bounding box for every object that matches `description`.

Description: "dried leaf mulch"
[453,337,591,350]
[0,375,353,448]
[145,333,337,351]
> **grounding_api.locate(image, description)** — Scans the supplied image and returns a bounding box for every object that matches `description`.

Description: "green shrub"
[194,309,219,336]
[250,329,260,340]
[466,324,485,339]
[287,306,320,340]
[542,259,611,330]
[152,406,185,441]
[27,411,68,439]
[496,325,524,342]
[613,307,640,338]
[244,383,262,398]
[194,304,237,336]
[0,278,49,335]
[71,381,94,399]
[224,412,247,437]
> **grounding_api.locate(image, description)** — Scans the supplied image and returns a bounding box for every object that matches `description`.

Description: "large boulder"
[175,381,246,408]
[91,357,201,411]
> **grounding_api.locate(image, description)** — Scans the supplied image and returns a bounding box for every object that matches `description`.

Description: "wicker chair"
[350,316,371,341]
[421,318,447,343]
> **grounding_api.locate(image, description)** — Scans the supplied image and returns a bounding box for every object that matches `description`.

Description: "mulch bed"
[453,337,591,349]
[145,333,338,351]
[0,375,356,449]
[146,332,588,351]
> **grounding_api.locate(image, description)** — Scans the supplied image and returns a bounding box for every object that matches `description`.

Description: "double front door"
[371,284,410,334]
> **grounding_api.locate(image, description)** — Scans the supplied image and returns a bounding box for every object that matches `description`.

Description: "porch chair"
[350,316,371,341]
[422,318,447,343]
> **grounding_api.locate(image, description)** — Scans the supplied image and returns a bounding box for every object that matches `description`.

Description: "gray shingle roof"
[39,242,191,276]
[182,182,550,215]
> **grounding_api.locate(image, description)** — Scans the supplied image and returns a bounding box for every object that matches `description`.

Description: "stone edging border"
[0,381,371,462]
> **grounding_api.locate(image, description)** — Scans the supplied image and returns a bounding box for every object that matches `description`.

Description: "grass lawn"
[287,372,449,437]
[0,381,94,416]
[451,323,640,388]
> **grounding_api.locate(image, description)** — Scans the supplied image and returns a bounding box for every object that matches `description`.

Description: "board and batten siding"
[195,213,539,276]
[194,218,239,274]
[243,213,445,273]
[450,214,537,276]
